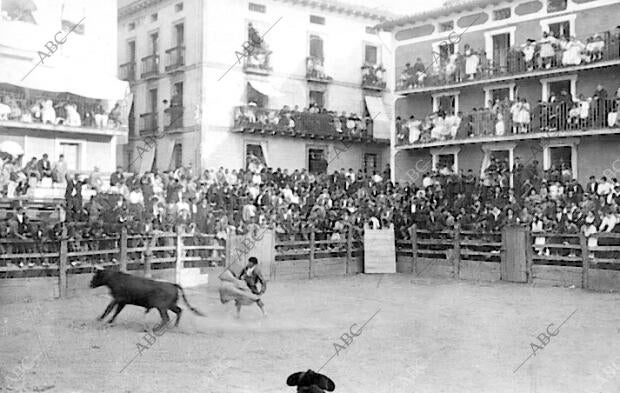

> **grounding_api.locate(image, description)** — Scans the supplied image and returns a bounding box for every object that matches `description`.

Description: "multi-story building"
[118,0,396,176]
[381,0,620,185]
[0,0,129,178]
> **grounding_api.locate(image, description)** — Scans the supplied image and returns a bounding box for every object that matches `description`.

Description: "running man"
[219,256,267,318]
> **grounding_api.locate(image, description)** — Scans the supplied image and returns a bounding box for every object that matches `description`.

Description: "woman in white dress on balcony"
[518,98,531,133]
[407,116,421,144]
[464,45,479,80]
[562,36,584,66]
[539,31,557,69]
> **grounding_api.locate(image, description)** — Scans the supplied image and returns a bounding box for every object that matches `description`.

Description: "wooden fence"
[0,227,225,298]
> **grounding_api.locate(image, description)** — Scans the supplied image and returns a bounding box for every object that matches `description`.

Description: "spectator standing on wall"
[52,154,67,183]
[110,166,124,187]
[36,153,52,180]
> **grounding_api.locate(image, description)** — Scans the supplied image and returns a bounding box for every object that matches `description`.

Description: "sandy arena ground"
[1,274,620,393]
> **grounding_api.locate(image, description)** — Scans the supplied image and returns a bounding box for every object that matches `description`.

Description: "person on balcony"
[407,115,421,144]
[247,23,263,51]
[592,84,608,127]
[562,36,584,66]
[108,103,122,128]
[463,44,479,80]
[539,31,557,69]
[585,33,605,63]
[36,153,52,181]
[412,58,426,87]
[521,39,537,71]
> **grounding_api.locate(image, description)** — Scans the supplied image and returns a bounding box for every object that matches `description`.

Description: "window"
[150,32,159,55]
[309,35,324,59]
[483,83,516,106]
[59,143,80,171]
[541,74,577,101]
[492,32,511,72]
[430,147,461,172]
[175,23,184,46]
[542,138,579,179]
[150,13,158,22]
[309,90,324,108]
[439,21,454,32]
[308,148,327,174]
[249,2,266,13]
[363,153,379,175]
[493,8,511,20]
[247,83,268,108]
[246,143,267,170]
[128,40,136,61]
[310,15,325,25]
[172,82,183,106]
[432,91,459,114]
[437,154,456,172]
[149,88,158,114]
[128,22,135,31]
[364,44,378,65]
[175,2,183,12]
[171,143,183,169]
[549,21,570,38]
[547,0,567,13]
[365,26,377,34]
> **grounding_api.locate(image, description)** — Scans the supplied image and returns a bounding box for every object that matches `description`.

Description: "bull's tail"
[175,284,206,317]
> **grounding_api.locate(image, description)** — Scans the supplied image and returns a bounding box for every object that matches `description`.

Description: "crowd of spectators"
[0,153,73,198]
[2,152,620,265]
[0,94,123,129]
[397,28,620,90]
[397,85,620,145]
[235,103,375,138]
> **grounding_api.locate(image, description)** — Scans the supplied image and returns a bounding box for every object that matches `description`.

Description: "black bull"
[90,269,205,329]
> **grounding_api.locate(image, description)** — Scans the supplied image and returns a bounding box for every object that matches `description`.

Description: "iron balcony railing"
[119,62,136,82]
[397,98,620,146]
[306,56,332,82]
[164,106,184,131]
[140,54,160,79]
[233,106,374,140]
[165,46,185,71]
[139,112,158,135]
[396,29,620,91]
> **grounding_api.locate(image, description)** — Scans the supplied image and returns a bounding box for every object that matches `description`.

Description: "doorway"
[492,33,511,74]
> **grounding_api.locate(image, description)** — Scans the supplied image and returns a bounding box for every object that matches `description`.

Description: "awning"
[248,80,284,97]
[137,145,156,174]
[0,58,130,101]
[365,96,390,139]
[156,139,176,172]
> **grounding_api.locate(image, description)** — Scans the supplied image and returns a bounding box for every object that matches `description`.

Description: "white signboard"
[364,224,396,273]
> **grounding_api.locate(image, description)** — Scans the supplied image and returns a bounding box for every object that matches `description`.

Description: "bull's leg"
[107,302,127,324]
[155,308,170,331]
[169,305,182,327]
[256,299,267,317]
[98,301,117,321]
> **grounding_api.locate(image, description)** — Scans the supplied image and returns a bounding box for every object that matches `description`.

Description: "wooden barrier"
[0,228,226,301]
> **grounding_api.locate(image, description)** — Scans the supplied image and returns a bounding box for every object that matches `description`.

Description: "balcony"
[396,99,620,148]
[119,62,136,82]
[232,106,385,143]
[396,30,620,93]
[243,47,272,75]
[165,46,185,72]
[164,106,184,131]
[140,54,160,79]
[306,56,332,83]
[361,63,387,91]
[0,87,127,134]
[139,112,158,136]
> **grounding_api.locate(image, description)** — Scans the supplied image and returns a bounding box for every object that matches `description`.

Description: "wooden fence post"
[579,232,589,290]
[525,229,534,284]
[175,226,183,284]
[345,224,353,275]
[144,233,152,279]
[453,223,461,279]
[119,227,128,272]
[409,224,417,274]
[309,229,315,280]
[58,227,68,299]
[225,228,232,268]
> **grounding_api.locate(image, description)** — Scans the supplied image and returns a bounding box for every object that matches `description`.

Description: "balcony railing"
[243,47,272,75]
[0,88,125,130]
[396,30,620,91]
[361,63,387,91]
[164,106,184,131]
[119,62,136,82]
[306,56,332,83]
[396,98,620,146]
[233,106,375,140]
[139,112,158,135]
[165,46,185,72]
[140,54,160,79]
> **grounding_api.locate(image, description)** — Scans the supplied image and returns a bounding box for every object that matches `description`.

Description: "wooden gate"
[501,226,528,282]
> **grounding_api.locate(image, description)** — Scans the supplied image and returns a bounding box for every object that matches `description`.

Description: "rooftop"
[377,0,506,30]
[118,0,396,20]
